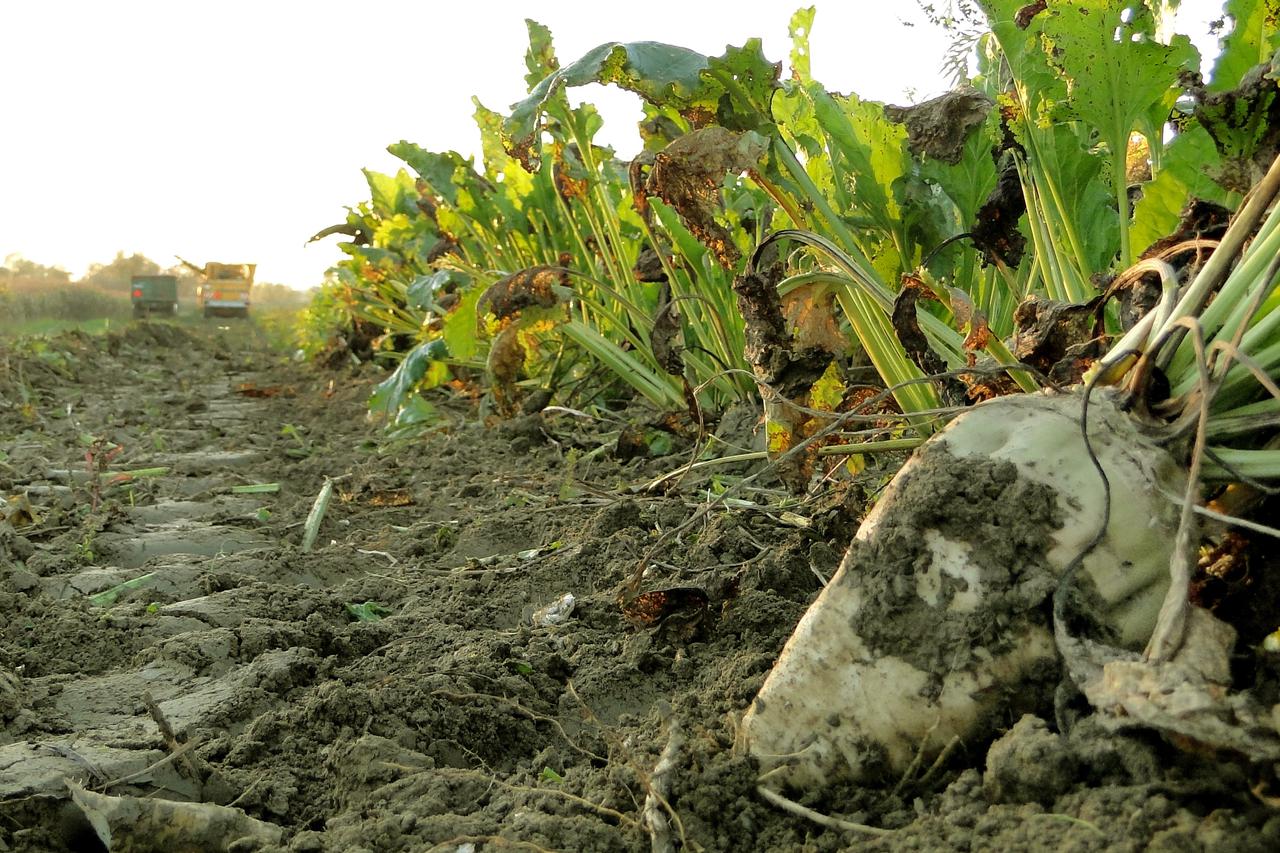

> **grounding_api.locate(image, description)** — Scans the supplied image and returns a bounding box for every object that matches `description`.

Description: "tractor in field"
[178,258,255,318]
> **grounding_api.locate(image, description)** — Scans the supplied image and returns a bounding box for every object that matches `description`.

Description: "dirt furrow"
[4,323,1280,852]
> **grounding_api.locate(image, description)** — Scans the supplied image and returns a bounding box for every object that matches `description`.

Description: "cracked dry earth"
[3,322,1280,853]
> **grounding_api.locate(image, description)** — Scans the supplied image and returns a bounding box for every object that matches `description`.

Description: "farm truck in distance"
[178,258,255,318]
[130,274,178,317]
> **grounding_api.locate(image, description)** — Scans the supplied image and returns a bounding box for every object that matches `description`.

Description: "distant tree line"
[1,254,73,287]
[1,252,312,307]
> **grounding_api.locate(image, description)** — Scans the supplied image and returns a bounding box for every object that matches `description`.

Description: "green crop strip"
[306,2,1280,492]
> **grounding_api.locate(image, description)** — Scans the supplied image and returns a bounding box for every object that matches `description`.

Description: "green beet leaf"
[788,6,816,84]
[390,394,440,429]
[1042,2,1196,147]
[919,110,1000,225]
[1209,0,1280,93]
[362,168,419,218]
[388,142,474,207]
[982,0,1070,122]
[369,338,450,420]
[373,214,439,268]
[702,39,781,135]
[1040,0,1197,265]
[1130,125,1233,255]
[524,19,558,92]
[407,270,469,311]
[442,286,482,361]
[505,40,712,167]
[473,99,535,200]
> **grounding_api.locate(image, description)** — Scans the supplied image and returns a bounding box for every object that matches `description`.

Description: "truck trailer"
[130,274,178,317]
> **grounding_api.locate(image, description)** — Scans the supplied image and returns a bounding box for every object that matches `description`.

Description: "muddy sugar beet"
[739,390,1185,790]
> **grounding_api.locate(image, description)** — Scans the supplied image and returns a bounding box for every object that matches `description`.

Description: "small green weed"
[344,601,392,622]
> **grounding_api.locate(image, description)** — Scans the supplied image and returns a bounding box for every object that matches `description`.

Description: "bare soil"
[2,323,1279,852]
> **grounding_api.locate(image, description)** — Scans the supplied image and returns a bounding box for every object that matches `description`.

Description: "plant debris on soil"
[3,322,1280,852]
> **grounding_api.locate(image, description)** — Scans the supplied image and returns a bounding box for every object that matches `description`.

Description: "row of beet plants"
[309,1,1278,492]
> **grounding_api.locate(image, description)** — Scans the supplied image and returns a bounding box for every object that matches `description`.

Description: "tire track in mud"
[1,323,824,853]
[0,325,346,849]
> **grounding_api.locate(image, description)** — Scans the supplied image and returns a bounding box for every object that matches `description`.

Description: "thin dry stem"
[565,682,690,849]
[916,735,963,790]
[96,738,201,792]
[756,786,892,837]
[892,719,942,796]
[143,691,204,790]
[1193,496,1280,539]
[1145,318,1211,663]
[642,718,687,853]
[428,766,642,831]
[431,689,606,763]
[425,836,555,853]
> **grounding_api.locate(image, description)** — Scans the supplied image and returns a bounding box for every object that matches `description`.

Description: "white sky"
[1,1,1227,289]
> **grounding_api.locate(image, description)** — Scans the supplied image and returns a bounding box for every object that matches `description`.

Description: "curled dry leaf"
[1012,294,1106,385]
[733,255,837,492]
[735,259,836,403]
[948,287,1020,401]
[647,127,768,268]
[781,285,845,357]
[478,265,569,417]
[651,280,685,377]
[892,276,968,406]
[1015,1,1048,29]
[1077,606,1280,763]
[477,266,567,325]
[68,781,283,852]
[893,277,949,379]
[487,326,527,418]
[884,87,994,165]
[972,153,1029,268]
[633,244,670,283]
[553,144,591,201]
[629,152,655,222]
[621,586,709,633]
[1184,62,1280,194]
[949,287,993,360]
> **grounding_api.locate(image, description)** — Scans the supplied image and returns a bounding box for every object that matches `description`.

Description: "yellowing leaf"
[766,420,793,456]
[782,285,845,355]
[808,361,845,413]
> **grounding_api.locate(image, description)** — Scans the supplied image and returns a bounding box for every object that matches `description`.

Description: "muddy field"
[2,322,1279,852]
